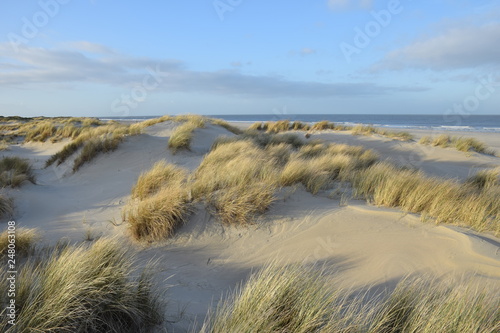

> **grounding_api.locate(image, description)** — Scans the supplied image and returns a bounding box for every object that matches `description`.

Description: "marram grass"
[0,238,163,333]
[201,263,500,333]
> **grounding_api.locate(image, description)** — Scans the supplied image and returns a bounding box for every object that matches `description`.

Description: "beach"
[1,116,499,332]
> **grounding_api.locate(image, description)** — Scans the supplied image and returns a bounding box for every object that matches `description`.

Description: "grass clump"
[126,187,191,241]
[193,140,282,224]
[125,162,191,241]
[168,121,203,153]
[0,140,8,151]
[310,120,335,131]
[202,264,500,333]
[418,136,432,145]
[209,118,242,134]
[0,228,40,257]
[0,157,35,187]
[352,125,413,141]
[420,134,492,154]
[46,122,141,172]
[131,160,187,200]
[351,162,500,234]
[72,133,123,172]
[368,278,500,333]
[0,238,163,332]
[201,264,339,333]
[466,167,500,190]
[280,143,378,194]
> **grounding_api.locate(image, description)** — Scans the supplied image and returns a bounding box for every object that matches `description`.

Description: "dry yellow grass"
[46,122,141,171]
[125,162,191,241]
[202,263,500,333]
[201,264,340,333]
[466,167,500,190]
[352,163,500,234]
[0,238,163,332]
[168,121,203,153]
[420,134,492,154]
[192,140,281,224]
[0,228,40,258]
[131,160,187,200]
[352,124,413,141]
[126,187,191,241]
[0,156,35,187]
[280,143,378,194]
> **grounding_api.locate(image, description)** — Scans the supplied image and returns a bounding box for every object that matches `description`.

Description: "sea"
[100,114,500,133]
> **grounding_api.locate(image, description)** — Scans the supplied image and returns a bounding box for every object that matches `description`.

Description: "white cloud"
[0,42,426,97]
[373,23,500,71]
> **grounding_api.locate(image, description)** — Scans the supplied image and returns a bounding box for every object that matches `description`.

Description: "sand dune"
[1,120,499,332]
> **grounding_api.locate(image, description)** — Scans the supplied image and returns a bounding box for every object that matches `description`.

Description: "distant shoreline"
[100,114,500,134]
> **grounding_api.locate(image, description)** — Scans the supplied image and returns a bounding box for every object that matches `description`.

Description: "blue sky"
[1,0,499,117]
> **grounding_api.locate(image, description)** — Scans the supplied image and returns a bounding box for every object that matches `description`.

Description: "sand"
[1,120,499,332]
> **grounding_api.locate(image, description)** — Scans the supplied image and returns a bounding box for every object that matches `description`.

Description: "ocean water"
[101,114,500,133]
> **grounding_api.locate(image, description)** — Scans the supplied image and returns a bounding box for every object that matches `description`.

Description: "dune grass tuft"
[0,238,163,332]
[419,134,492,154]
[0,228,40,258]
[125,162,191,241]
[202,264,500,333]
[131,160,187,200]
[72,133,124,172]
[352,124,413,141]
[126,187,191,241]
[209,118,242,134]
[201,264,339,333]
[368,278,500,333]
[0,156,35,187]
[46,122,141,172]
[193,140,282,224]
[351,162,500,234]
[280,143,378,194]
[310,120,335,131]
[168,121,203,153]
[466,167,500,190]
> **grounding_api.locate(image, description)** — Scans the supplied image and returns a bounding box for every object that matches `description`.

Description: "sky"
[0,0,499,117]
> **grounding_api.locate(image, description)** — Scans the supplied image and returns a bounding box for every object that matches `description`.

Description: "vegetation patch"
[351,162,500,234]
[0,228,40,258]
[0,157,35,187]
[352,124,413,141]
[419,134,493,154]
[125,162,191,241]
[168,121,203,153]
[202,264,500,333]
[0,238,163,332]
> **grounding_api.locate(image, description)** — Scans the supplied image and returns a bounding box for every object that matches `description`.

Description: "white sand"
[1,121,499,332]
